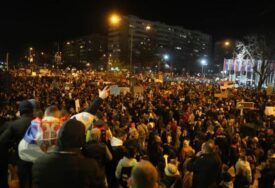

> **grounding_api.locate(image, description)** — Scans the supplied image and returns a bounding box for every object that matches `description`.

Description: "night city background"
[1,1,275,188]
[1,0,275,70]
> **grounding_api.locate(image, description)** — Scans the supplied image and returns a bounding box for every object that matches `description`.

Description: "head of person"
[114,128,128,141]
[128,160,159,188]
[201,140,215,154]
[19,100,34,116]
[57,119,86,151]
[91,128,101,142]
[44,105,60,118]
[124,145,137,159]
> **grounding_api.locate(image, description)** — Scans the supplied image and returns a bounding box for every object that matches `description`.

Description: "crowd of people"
[0,70,274,188]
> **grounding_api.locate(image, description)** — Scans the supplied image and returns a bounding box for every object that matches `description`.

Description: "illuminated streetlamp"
[145,25,151,31]
[224,41,230,47]
[201,59,207,76]
[109,14,121,26]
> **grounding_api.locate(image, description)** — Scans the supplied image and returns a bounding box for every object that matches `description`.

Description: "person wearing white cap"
[161,162,182,188]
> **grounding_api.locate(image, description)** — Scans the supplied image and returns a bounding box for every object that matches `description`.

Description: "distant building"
[108,15,212,72]
[223,59,275,86]
[63,34,107,69]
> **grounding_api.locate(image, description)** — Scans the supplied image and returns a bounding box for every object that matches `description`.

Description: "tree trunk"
[257,77,264,92]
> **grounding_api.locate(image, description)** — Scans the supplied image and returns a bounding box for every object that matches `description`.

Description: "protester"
[32,119,106,188]
[0,100,34,188]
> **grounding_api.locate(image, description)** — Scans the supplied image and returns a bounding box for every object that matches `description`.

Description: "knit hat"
[28,99,39,109]
[57,119,86,150]
[19,100,34,115]
[164,163,180,177]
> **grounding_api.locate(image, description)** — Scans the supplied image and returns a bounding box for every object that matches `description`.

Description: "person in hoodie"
[18,86,110,162]
[32,118,106,188]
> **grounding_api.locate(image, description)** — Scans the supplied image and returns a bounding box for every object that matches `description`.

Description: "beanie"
[19,100,33,115]
[57,119,86,150]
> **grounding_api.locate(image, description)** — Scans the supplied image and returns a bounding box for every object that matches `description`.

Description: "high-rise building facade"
[63,34,107,69]
[108,15,212,72]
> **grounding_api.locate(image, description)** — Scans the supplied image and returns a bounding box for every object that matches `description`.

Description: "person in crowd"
[32,119,106,188]
[0,100,34,188]
[187,140,222,188]
[82,127,112,167]
[128,160,159,188]
[161,162,183,188]
[107,128,128,188]
[19,105,62,162]
[234,150,252,187]
[115,145,138,188]
[258,150,275,188]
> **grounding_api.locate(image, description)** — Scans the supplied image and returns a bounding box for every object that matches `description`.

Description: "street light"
[145,25,151,31]
[224,41,230,47]
[109,14,121,26]
[163,54,173,76]
[201,59,207,76]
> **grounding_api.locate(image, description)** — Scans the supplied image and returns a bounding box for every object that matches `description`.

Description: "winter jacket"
[187,153,222,188]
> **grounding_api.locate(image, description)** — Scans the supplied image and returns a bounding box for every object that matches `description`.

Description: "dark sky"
[1,0,275,59]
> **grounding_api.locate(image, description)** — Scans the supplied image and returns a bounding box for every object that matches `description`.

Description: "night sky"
[1,0,275,60]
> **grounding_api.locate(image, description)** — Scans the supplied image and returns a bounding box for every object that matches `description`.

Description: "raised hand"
[98,86,110,99]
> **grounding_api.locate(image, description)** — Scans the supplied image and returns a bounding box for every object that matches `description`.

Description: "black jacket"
[187,153,222,188]
[33,118,106,188]
[0,114,33,146]
[82,141,112,168]
[0,114,33,159]
[32,151,106,188]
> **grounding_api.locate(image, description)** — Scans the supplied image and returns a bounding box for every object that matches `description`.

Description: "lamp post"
[163,54,171,76]
[201,59,207,76]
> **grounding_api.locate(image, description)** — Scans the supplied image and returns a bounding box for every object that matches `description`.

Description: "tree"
[235,35,275,91]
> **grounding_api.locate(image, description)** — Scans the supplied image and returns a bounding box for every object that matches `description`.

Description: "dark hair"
[125,146,137,158]
[203,140,215,153]
[44,105,60,117]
